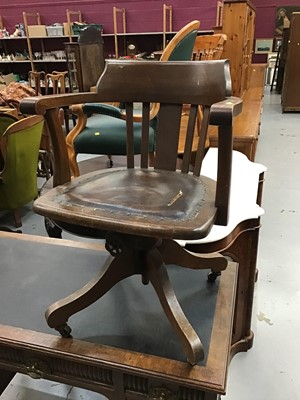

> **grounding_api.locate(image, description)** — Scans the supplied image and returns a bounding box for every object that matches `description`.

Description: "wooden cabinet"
[221,0,256,97]
[65,27,105,92]
[282,12,300,112]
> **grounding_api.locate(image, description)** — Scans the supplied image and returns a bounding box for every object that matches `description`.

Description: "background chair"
[28,70,45,95]
[193,33,227,61]
[66,20,200,176]
[0,112,18,170]
[192,33,227,136]
[0,115,44,227]
[45,71,75,134]
[21,60,242,365]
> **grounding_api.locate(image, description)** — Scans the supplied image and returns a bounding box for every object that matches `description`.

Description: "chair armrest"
[82,103,125,119]
[20,93,101,116]
[209,96,243,126]
[81,103,158,122]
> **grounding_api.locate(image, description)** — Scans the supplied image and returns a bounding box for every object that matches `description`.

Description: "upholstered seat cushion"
[74,114,156,155]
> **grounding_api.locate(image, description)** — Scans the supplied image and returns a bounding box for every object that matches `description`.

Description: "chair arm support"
[209,97,242,227]
[209,97,243,126]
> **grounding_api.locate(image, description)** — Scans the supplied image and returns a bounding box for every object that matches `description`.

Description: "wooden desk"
[178,64,266,161]
[0,231,238,399]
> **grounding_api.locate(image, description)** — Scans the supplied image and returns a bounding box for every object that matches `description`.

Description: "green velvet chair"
[0,115,44,227]
[66,20,200,176]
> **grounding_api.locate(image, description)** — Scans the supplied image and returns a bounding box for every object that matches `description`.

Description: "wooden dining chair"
[28,70,45,95]
[20,60,242,365]
[45,71,75,133]
[193,33,227,61]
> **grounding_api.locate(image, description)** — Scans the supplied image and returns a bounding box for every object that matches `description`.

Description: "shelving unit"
[1,3,213,85]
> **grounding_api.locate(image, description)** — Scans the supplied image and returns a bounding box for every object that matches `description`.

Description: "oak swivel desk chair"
[0,115,44,227]
[20,60,242,365]
[66,20,200,177]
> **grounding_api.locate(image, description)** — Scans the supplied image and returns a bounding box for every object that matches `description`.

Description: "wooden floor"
[178,64,266,161]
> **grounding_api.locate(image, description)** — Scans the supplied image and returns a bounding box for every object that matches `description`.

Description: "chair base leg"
[12,209,22,228]
[45,235,228,365]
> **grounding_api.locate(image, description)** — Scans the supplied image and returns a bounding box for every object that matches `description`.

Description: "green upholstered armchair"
[0,113,18,171]
[66,20,200,177]
[0,115,44,227]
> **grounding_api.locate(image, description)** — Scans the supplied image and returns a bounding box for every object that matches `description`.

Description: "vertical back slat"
[193,106,210,176]
[140,102,150,168]
[125,102,134,168]
[181,104,197,173]
[154,104,182,171]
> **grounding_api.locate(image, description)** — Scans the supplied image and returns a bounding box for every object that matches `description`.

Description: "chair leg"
[12,209,22,228]
[45,236,222,365]
[107,155,113,168]
[158,239,228,273]
[147,247,204,365]
[45,250,136,336]
[44,217,62,239]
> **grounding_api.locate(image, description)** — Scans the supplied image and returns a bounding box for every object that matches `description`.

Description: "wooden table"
[178,64,266,161]
[0,231,238,399]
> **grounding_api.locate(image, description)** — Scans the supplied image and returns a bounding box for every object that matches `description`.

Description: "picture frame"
[273,37,282,52]
[255,38,274,54]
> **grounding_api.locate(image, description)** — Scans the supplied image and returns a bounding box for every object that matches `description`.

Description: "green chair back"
[0,115,44,211]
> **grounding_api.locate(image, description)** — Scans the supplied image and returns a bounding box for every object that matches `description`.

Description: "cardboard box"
[27,25,47,38]
[46,25,64,36]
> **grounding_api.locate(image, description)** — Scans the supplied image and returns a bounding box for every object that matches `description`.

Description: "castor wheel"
[44,217,62,239]
[207,271,221,283]
[106,158,113,168]
[56,323,72,338]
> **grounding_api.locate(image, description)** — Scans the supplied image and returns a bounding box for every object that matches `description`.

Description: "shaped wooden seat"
[20,60,242,365]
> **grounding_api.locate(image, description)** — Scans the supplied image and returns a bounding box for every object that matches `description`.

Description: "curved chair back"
[46,71,68,95]
[160,20,200,61]
[0,112,18,136]
[0,112,18,170]
[66,20,200,176]
[146,20,200,120]
[0,115,44,226]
